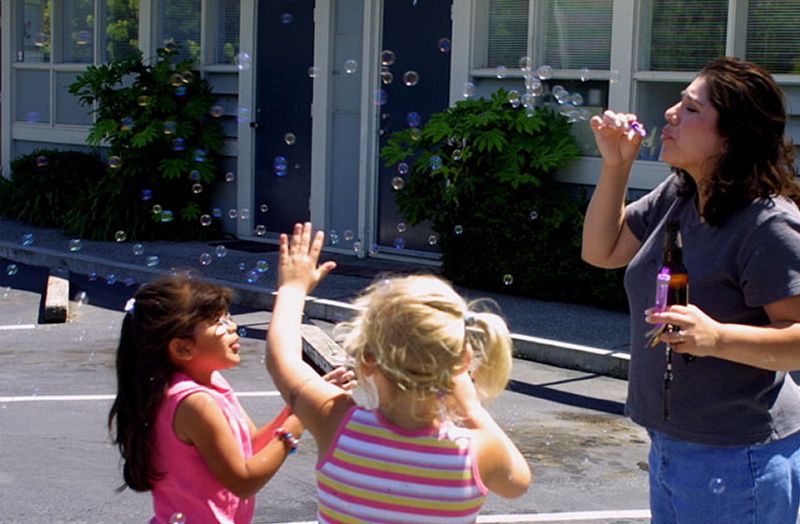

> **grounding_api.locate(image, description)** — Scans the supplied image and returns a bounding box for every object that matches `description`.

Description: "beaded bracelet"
[274,427,299,455]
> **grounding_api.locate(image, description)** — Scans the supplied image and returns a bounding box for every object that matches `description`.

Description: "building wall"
[3,0,800,256]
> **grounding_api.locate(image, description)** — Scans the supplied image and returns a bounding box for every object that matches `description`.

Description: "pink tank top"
[316,406,488,523]
[150,372,254,524]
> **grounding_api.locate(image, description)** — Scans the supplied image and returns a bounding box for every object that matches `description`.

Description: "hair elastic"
[464,312,477,327]
[124,298,136,314]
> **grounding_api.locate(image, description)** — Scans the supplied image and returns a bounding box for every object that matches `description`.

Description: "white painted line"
[270,510,652,524]
[0,324,36,331]
[0,391,281,403]
[476,509,651,522]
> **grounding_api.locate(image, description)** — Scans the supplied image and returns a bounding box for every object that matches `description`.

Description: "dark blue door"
[377,0,453,252]
[254,0,315,235]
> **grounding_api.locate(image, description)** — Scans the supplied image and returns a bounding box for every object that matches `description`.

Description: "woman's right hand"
[590,110,645,168]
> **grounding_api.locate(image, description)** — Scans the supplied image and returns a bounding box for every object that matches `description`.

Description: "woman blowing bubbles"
[582,57,800,523]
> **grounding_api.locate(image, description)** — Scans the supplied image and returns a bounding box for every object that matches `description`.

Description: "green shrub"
[380,89,627,311]
[66,44,225,241]
[0,149,106,230]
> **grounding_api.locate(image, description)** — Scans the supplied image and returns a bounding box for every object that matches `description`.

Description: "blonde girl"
[266,222,531,523]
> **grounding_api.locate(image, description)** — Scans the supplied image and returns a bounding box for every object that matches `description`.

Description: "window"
[214,0,241,65]
[12,0,240,129]
[646,0,727,72]
[487,0,528,68]
[158,0,201,62]
[745,1,800,74]
[540,0,612,70]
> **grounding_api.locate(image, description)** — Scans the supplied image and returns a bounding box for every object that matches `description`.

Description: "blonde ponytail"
[466,307,512,401]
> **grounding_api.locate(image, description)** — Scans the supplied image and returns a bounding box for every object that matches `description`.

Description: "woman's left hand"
[645,304,722,357]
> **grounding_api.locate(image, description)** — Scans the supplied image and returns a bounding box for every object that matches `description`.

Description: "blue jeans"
[648,429,800,524]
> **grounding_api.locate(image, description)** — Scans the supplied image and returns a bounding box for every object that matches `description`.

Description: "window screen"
[746,1,800,74]
[104,0,140,62]
[487,0,529,68]
[648,0,727,72]
[62,0,94,63]
[19,0,51,63]
[542,0,612,69]
[158,0,201,61]
[213,0,240,65]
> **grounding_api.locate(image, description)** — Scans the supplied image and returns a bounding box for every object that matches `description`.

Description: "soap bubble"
[329,230,340,246]
[236,52,252,71]
[536,65,553,80]
[255,225,266,236]
[397,222,407,233]
[132,243,145,256]
[503,274,514,286]
[224,171,236,182]
[462,82,475,98]
[169,512,186,524]
[152,204,163,214]
[406,111,421,128]
[281,12,293,24]
[381,50,396,66]
[438,38,451,53]
[454,225,464,235]
[307,66,320,78]
[580,67,590,82]
[108,156,122,169]
[68,239,83,252]
[259,204,269,213]
[343,230,354,241]
[160,210,174,222]
[215,245,227,258]
[238,327,248,337]
[199,253,212,266]
[163,121,177,135]
[344,59,358,74]
[146,256,160,268]
[709,477,726,495]
[393,237,406,249]
[529,210,539,221]
[36,155,49,167]
[284,132,296,145]
[210,105,225,118]
[427,234,439,245]
[518,56,533,72]
[495,66,508,79]
[397,162,409,175]
[191,183,203,194]
[114,231,127,243]
[391,177,405,190]
[6,264,18,276]
[403,71,420,87]
[256,260,270,273]
[141,189,153,200]
[200,214,212,226]
[21,233,34,246]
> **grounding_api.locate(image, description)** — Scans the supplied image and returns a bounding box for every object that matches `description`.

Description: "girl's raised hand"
[278,222,337,293]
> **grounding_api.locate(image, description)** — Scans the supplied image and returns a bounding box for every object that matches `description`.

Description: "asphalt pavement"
[0,219,632,379]
[0,263,651,523]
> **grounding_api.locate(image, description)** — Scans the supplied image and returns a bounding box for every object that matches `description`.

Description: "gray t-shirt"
[624,173,800,445]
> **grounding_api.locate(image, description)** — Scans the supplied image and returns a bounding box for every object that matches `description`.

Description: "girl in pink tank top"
[266,223,533,523]
[108,274,353,523]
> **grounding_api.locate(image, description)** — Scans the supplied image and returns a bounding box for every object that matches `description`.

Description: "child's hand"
[451,370,483,418]
[278,222,336,293]
[322,366,358,392]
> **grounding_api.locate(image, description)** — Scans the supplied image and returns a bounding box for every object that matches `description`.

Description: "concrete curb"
[0,240,629,380]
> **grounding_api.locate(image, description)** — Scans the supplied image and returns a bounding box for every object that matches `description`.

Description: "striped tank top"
[316,406,488,524]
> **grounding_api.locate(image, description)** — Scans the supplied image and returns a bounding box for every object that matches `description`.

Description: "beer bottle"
[662,220,693,363]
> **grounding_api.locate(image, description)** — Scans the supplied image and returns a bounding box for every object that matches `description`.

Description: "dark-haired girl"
[109,274,352,523]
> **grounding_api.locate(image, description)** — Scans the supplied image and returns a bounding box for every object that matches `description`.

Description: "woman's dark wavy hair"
[108,273,232,491]
[675,56,800,226]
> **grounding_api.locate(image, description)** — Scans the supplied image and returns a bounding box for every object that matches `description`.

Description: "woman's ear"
[167,337,195,364]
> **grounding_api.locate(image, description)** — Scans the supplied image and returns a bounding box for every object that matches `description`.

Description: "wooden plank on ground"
[301,324,349,375]
[43,271,69,323]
